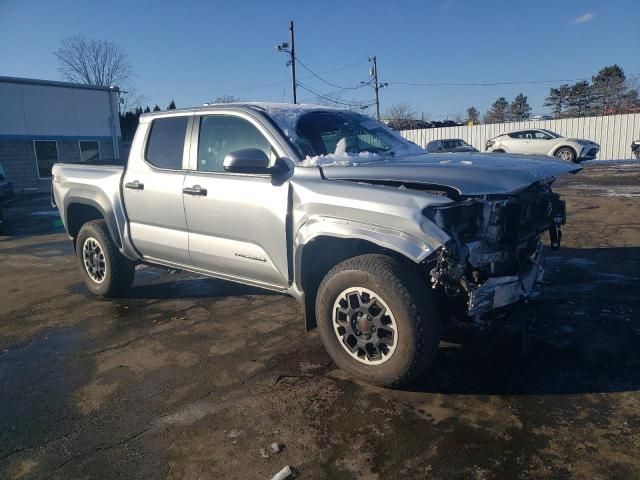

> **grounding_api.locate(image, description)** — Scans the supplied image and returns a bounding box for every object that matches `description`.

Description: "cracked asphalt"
[1,163,639,480]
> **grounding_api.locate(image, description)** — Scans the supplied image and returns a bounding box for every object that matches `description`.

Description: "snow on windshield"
[261,104,425,167]
[299,138,381,166]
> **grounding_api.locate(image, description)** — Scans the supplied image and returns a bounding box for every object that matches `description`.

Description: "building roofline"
[0,75,120,92]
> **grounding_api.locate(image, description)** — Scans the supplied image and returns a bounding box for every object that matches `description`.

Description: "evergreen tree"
[143,106,151,113]
[509,93,531,121]
[167,100,176,110]
[484,97,510,124]
[566,81,594,117]
[591,64,627,115]
[152,104,161,112]
[544,84,571,118]
[466,106,480,124]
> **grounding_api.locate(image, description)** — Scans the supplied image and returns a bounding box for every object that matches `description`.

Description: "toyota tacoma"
[51,103,579,386]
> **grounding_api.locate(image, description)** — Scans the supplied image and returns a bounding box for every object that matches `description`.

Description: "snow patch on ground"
[565,184,640,197]
[582,159,640,166]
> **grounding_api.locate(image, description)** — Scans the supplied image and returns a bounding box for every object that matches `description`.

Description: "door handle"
[125,180,144,190]
[182,185,207,196]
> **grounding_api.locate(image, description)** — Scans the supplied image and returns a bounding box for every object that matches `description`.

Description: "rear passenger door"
[506,131,533,154]
[182,111,290,289]
[122,114,192,265]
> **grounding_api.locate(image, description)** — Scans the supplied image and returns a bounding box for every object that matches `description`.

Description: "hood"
[320,152,581,196]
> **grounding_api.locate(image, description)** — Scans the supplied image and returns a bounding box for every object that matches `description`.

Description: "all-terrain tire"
[316,254,440,387]
[555,147,577,162]
[76,220,135,297]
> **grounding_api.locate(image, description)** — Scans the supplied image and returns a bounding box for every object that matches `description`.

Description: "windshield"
[293,111,424,164]
[441,139,469,149]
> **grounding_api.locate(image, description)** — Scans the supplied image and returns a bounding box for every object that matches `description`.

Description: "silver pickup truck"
[52,103,578,386]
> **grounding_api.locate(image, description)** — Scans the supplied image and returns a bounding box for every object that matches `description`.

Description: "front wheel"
[315,254,440,387]
[555,147,576,162]
[76,220,135,297]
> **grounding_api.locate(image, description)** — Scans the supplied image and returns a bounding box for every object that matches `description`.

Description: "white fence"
[399,113,640,161]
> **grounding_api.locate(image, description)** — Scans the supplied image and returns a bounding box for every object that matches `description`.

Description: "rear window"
[145,116,189,169]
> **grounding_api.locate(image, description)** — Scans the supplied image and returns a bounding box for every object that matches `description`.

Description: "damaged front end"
[423,182,566,319]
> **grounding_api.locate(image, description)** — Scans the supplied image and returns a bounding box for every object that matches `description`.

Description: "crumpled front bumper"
[467,244,544,317]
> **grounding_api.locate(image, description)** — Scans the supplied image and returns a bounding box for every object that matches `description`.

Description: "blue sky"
[1,0,639,119]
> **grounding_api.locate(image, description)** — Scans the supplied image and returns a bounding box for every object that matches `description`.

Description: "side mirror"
[223,148,271,174]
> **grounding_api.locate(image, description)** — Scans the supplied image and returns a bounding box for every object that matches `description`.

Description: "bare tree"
[213,95,240,104]
[385,102,416,122]
[54,35,133,86]
[119,87,147,113]
[450,110,467,123]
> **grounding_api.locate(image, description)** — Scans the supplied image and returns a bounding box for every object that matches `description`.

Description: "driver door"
[182,112,290,289]
[529,130,554,154]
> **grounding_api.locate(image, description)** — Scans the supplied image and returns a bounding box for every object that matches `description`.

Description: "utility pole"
[369,56,388,121]
[289,21,297,104]
[372,56,380,120]
[276,21,297,104]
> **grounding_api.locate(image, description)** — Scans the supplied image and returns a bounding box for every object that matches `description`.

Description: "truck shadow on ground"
[408,246,640,396]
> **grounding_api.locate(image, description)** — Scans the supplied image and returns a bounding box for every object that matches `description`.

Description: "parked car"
[426,139,479,153]
[485,129,599,162]
[0,161,15,230]
[632,140,640,159]
[52,103,579,387]
[529,114,553,121]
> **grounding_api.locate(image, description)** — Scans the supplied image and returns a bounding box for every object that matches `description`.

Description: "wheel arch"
[295,233,437,331]
[551,144,578,159]
[64,196,121,250]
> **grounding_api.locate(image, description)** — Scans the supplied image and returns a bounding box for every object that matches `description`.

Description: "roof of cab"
[139,101,335,119]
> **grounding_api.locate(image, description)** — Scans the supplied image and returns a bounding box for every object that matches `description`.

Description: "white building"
[0,76,121,193]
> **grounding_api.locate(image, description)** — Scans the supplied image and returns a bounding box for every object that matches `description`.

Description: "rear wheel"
[555,147,576,162]
[76,220,135,297]
[315,254,440,387]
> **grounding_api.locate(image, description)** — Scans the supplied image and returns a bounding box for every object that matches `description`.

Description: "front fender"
[293,215,449,291]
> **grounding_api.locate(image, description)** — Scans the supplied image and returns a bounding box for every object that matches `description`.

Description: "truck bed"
[51,162,134,257]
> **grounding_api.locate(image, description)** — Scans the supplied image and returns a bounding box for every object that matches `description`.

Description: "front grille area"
[585,147,599,158]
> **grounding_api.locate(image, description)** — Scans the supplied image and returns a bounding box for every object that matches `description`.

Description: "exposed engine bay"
[423,181,566,318]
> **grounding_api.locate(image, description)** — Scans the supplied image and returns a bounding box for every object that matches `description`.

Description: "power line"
[295,56,367,91]
[296,81,374,109]
[388,73,640,88]
[224,59,370,95]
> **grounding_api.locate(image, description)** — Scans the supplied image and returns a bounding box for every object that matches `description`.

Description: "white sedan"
[485,129,599,163]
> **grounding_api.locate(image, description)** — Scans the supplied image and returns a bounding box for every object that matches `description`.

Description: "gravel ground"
[1,162,639,480]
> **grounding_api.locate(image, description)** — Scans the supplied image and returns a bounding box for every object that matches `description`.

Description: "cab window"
[145,116,189,169]
[197,115,277,173]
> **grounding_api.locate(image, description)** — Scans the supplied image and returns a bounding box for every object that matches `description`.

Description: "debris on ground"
[270,442,284,454]
[270,465,295,480]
